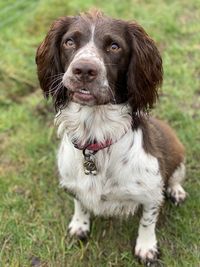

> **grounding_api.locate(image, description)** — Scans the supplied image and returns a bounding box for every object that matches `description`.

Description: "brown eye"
[111,43,120,51]
[107,42,120,52]
[64,38,75,48]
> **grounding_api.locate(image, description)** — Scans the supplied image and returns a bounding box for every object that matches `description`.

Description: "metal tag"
[83,149,97,175]
[83,158,97,175]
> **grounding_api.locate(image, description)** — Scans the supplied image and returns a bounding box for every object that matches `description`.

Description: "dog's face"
[60,16,131,106]
[36,11,163,112]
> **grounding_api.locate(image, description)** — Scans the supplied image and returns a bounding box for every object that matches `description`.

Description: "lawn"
[0,0,200,266]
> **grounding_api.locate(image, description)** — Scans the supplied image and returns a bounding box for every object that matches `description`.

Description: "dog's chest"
[58,130,163,216]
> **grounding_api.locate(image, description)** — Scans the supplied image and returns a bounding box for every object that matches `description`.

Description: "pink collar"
[73,139,113,152]
[73,128,130,153]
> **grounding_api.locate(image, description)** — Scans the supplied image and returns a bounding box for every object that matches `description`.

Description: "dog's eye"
[111,43,120,50]
[107,42,120,52]
[106,42,120,52]
[64,38,75,49]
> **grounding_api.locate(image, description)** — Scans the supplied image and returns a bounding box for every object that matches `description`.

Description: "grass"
[0,0,200,266]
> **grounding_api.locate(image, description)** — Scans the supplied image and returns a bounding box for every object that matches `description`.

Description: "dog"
[36,10,187,265]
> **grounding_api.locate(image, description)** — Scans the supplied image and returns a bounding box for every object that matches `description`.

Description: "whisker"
[48,77,63,92]
[108,86,116,104]
[47,73,65,79]
[52,81,64,98]
[109,80,126,89]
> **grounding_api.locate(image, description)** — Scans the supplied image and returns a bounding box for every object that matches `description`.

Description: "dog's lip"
[73,88,95,102]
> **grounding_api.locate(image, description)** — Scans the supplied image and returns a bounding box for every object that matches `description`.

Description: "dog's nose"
[72,61,98,82]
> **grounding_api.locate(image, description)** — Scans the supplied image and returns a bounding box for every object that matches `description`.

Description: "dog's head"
[36,10,163,113]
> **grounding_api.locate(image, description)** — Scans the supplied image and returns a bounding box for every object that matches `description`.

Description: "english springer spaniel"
[36,10,187,265]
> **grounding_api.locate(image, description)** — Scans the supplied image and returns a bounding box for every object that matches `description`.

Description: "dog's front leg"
[68,199,90,241]
[135,203,160,265]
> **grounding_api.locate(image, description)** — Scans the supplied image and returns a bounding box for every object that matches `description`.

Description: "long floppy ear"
[127,22,163,114]
[35,17,72,110]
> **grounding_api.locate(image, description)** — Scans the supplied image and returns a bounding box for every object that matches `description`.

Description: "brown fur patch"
[140,116,185,182]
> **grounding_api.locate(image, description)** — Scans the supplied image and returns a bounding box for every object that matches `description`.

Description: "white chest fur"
[56,103,163,216]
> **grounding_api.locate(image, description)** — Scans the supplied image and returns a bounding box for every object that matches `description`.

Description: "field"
[0,0,200,266]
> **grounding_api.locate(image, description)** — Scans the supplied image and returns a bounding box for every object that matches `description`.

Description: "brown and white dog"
[36,10,187,265]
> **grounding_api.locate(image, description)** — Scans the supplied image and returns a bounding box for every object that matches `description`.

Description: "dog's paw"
[166,184,187,205]
[68,216,90,241]
[135,240,160,266]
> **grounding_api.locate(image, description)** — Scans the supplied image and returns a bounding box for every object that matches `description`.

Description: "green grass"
[0,0,200,266]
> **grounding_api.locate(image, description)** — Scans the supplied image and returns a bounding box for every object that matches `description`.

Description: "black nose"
[72,61,98,82]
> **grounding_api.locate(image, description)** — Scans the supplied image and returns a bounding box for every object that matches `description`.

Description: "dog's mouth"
[77,88,91,95]
[72,88,96,104]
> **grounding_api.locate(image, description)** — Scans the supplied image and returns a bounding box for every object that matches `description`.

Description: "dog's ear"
[36,17,72,110]
[127,22,163,114]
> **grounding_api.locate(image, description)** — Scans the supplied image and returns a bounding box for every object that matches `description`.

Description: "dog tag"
[83,158,97,175]
[83,149,97,175]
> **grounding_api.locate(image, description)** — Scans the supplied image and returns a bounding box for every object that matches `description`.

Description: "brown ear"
[36,17,72,109]
[127,22,163,114]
